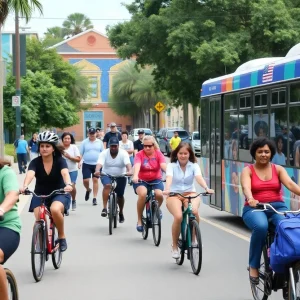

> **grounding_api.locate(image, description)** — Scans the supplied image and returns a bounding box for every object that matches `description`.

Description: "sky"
[3,0,133,37]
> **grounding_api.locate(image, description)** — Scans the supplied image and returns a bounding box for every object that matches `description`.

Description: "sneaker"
[72,200,76,211]
[101,208,107,217]
[119,213,125,223]
[65,210,70,216]
[171,248,180,259]
[59,238,68,252]
[85,188,92,201]
[92,198,97,206]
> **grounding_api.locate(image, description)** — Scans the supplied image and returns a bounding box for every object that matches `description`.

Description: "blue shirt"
[272,152,286,165]
[29,139,38,153]
[80,138,104,165]
[16,140,28,154]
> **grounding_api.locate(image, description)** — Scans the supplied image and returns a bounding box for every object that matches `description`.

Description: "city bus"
[199,43,300,216]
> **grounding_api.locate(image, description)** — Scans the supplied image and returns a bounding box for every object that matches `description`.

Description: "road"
[5,164,284,300]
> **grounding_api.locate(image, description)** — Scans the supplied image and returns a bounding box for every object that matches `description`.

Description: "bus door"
[209,97,222,209]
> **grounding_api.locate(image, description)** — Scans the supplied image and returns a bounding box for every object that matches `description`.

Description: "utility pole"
[15,10,21,138]
[0,25,4,157]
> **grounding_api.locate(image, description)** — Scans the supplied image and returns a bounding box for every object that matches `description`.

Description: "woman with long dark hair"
[0,159,21,300]
[61,132,81,212]
[21,131,73,252]
[163,142,214,259]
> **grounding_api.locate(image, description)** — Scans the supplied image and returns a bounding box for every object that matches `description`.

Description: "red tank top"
[244,163,283,206]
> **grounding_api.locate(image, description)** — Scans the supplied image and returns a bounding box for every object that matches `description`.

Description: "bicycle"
[101,173,130,235]
[169,192,210,275]
[250,203,300,300]
[140,179,165,247]
[23,189,66,282]
[0,215,19,300]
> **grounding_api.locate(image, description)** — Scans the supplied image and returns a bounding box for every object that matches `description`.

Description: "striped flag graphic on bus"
[262,63,275,83]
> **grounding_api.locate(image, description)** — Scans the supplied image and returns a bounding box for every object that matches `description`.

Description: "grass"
[4,144,17,162]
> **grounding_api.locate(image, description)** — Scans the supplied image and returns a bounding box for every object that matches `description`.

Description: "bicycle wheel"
[142,206,148,240]
[31,222,46,282]
[51,223,62,269]
[250,247,270,300]
[176,235,185,266]
[151,201,161,246]
[113,193,117,229]
[288,261,300,300]
[108,194,113,235]
[5,269,19,300]
[189,219,202,275]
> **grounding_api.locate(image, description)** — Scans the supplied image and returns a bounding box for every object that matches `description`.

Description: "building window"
[90,77,98,98]
[254,91,267,107]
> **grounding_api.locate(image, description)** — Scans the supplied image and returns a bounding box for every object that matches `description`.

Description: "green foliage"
[107,0,300,112]
[62,13,93,37]
[4,144,16,162]
[0,0,43,24]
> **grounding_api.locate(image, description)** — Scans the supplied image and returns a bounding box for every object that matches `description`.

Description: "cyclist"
[21,131,73,252]
[133,129,144,155]
[119,131,134,184]
[103,122,122,149]
[0,159,21,300]
[80,127,104,205]
[163,142,214,259]
[61,132,81,212]
[95,137,132,223]
[132,135,166,232]
[241,137,300,285]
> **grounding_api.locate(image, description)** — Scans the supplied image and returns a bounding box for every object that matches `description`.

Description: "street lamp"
[15,10,21,138]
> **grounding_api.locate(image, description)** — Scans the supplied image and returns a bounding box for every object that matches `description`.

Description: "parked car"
[191,131,201,156]
[159,129,190,156]
[129,128,153,142]
[155,127,183,143]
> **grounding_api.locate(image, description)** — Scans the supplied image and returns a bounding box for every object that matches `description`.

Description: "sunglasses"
[144,144,154,148]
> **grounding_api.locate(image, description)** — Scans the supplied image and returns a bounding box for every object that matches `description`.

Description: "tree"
[62,13,93,37]
[109,61,166,127]
[0,0,43,25]
[42,26,65,47]
[107,0,300,130]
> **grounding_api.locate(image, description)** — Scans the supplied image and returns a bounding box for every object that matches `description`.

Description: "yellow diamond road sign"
[155,101,165,113]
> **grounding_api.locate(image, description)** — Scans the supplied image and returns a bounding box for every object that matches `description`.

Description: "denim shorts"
[133,179,164,195]
[101,176,127,197]
[29,193,71,214]
[0,227,20,264]
[69,171,78,183]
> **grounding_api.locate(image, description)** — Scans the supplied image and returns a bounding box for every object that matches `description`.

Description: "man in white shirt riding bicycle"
[95,137,132,223]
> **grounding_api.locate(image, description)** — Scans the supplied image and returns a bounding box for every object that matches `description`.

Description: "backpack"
[270,213,300,273]
[13,139,19,148]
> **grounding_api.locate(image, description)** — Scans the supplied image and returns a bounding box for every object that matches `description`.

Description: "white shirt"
[119,140,134,157]
[97,149,130,176]
[63,144,81,172]
[166,161,202,193]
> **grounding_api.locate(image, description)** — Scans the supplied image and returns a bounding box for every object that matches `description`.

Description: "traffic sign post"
[154,101,165,113]
[12,95,20,107]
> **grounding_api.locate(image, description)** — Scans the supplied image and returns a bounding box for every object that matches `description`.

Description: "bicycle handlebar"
[100,172,132,178]
[22,188,66,198]
[254,203,300,215]
[138,179,166,185]
[169,192,211,198]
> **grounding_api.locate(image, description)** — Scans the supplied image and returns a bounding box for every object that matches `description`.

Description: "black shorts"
[82,163,98,179]
[0,227,20,264]
[29,193,71,214]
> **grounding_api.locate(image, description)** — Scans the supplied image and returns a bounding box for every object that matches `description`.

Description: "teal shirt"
[0,166,21,233]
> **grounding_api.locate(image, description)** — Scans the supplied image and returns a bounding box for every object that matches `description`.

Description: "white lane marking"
[200,216,250,242]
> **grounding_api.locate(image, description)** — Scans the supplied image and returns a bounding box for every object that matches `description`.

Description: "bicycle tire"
[113,193,117,229]
[152,201,161,246]
[176,235,185,266]
[108,194,113,235]
[250,247,270,300]
[189,220,202,275]
[142,206,148,240]
[288,261,300,300]
[51,223,62,269]
[31,222,46,282]
[5,268,19,300]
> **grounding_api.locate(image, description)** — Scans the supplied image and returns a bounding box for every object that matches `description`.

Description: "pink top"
[245,163,283,206]
[134,149,165,181]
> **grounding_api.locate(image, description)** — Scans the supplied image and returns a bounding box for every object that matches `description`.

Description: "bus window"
[201,98,210,158]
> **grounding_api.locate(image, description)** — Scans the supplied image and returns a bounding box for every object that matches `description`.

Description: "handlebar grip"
[256,203,265,209]
[0,215,4,221]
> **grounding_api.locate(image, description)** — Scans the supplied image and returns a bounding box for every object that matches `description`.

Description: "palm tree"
[0,0,43,25]
[62,13,93,37]
[44,26,65,39]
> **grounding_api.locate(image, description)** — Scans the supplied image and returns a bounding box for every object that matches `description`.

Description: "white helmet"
[37,131,59,144]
